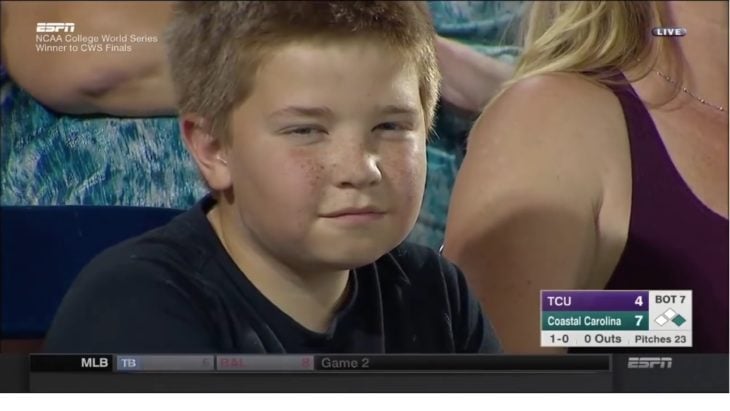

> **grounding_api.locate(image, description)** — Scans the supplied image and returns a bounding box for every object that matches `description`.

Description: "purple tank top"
[606,73,729,353]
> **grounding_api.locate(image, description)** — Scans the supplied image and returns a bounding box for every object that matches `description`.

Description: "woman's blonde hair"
[499,1,680,99]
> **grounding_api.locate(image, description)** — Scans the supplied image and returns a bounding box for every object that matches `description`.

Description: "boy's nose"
[332,145,382,189]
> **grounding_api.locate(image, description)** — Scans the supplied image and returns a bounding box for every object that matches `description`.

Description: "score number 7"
[634,296,644,327]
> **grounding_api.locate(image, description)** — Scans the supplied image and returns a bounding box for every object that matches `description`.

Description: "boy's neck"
[207,202,351,333]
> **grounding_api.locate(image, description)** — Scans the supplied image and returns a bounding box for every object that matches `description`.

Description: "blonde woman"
[444,1,728,353]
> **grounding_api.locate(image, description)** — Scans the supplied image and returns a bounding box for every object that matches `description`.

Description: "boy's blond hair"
[165,1,441,143]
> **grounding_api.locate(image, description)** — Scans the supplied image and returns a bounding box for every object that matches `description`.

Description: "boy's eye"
[374,122,408,132]
[285,126,325,135]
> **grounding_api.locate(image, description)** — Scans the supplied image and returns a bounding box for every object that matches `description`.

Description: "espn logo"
[627,357,673,369]
[651,27,687,37]
[36,22,75,33]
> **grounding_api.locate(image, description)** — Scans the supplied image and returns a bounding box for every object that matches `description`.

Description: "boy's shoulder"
[43,202,227,350]
[43,204,231,353]
[72,204,217,293]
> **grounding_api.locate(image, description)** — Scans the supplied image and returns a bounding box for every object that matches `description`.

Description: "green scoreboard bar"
[540,290,692,348]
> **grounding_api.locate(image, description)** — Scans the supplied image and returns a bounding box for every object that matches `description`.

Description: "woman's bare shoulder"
[468,72,628,168]
[482,72,624,136]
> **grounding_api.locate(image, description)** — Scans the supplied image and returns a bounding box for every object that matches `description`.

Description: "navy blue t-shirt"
[44,196,502,354]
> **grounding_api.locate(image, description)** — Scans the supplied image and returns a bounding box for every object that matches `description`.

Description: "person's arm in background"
[442,74,626,353]
[435,35,513,115]
[1,1,176,116]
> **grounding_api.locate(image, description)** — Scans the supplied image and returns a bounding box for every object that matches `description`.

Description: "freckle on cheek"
[300,161,324,189]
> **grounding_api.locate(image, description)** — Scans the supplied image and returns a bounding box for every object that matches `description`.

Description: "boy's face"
[223,39,427,273]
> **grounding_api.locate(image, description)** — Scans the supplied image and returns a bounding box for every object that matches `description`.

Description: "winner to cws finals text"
[35,32,159,53]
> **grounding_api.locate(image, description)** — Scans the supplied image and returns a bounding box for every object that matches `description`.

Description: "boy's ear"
[180,113,232,191]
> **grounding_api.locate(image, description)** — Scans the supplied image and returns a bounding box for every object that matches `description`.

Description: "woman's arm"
[435,35,514,115]
[443,73,622,354]
[1,1,176,116]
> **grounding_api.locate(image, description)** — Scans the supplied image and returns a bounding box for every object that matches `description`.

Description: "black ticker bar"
[30,355,114,372]
[314,355,610,372]
[29,354,610,373]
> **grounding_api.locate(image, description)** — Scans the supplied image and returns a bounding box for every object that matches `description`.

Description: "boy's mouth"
[321,206,385,218]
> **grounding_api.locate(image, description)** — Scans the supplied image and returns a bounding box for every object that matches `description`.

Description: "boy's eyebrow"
[267,104,420,120]
[267,106,334,120]
[377,104,420,117]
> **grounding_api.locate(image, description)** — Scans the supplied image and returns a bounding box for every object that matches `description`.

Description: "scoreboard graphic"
[540,290,692,347]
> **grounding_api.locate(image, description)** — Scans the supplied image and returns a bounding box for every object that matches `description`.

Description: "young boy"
[44,1,502,354]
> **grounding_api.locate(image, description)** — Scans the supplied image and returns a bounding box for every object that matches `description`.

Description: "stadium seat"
[1,206,182,347]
